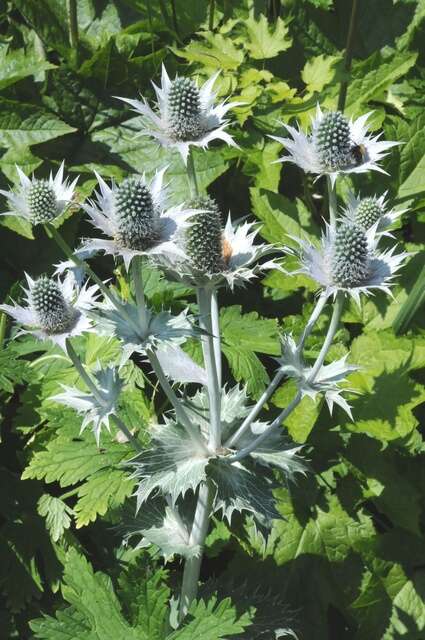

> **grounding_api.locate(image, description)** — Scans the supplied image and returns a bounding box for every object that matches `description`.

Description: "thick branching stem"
[65,339,142,452]
[179,482,213,620]
[229,293,345,462]
[197,287,221,451]
[210,288,222,387]
[226,291,328,449]
[132,256,149,335]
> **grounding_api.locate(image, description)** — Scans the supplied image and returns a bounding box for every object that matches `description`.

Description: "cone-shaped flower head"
[270,106,398,185]
[115,65,242,164]
[156,196,281,288]
[81,168,194,270]
[0,272,99,349]
[289,221,408,305]
[341,191,404,233]
[186,195,225,274]
[331,223,369,288]
[0,162,78,225]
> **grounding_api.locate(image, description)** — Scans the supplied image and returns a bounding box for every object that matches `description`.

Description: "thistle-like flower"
[278,334,357,418]
[0,273,98,349]
[0,162,78,225]
[290,221,408,305]
[81,168,193,270]
[158,195,280,289]
[116,65,241,164]
[51,366,123,445]
[341,191,405,234]
[270,106,398,185]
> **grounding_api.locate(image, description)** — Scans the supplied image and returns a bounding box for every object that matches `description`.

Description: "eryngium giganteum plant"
[0,63,407,629]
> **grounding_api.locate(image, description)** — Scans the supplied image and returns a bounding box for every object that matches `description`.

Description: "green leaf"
[37,494,73,542]
[0,48,55,90]
[171,33,244,71]
[170,596,252,639]
[242,12,292,60]
[74,469,134,528]
[393,264,425,333]
[0,99,76,148]
[301,54,339,93]
[220,305,280,399]
[30,607,95,640]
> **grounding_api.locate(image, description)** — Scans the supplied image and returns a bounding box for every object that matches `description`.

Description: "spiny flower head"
[186,196,225,274]
[0,162,78,226]
[31,276,76,334]
[354,197,385,229]
[167,77,202,141]
[115,65,242,164]
[331,223,369,288]
[340,191,405,234]
[114,176,158,251]
[314,111,352,171]
[81,167,194,270]
[270,105,398,185]
[0,272,99,350]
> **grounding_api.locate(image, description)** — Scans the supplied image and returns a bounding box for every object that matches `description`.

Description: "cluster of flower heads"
[0,65,409,439]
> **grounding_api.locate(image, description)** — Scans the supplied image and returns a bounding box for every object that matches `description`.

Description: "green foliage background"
[0,0,424,638]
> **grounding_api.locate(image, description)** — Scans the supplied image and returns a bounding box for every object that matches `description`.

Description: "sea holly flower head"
[0,161,78,225]
[290,221,408,306]
[158,196,280,289]
[51,366,123,445]
[341,191,405,234]
[116,65,242,164]
[278,334,357,418]
[0,273,99,349]
[270,106,398,185]
[81,167,194,270]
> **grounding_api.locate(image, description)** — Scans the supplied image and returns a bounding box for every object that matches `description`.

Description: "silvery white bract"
[92,302,200,364]
[278,334,357,418]
[81,168,193,270]
[341,191,406,234]
[290,221,408,306]
[270,106,398,186]
[122,498,199,561]
[0,161,78,225]
[160,215,281,289]
[0,273,98,350]
[51,366,123,444]
[116,65,241,164]
[53,247,98,287]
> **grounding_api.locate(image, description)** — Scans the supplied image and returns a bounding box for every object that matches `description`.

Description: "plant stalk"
[209,0,216,30]
[0,312,7,350]
[179,482,213,620]
[308,292,344,381]
[197,287,221,451]
[187,149,199,198]
[132,256,149,335]
[337,0,359,112]
[67,0,79,50]
[327,176,338,227]
[210,288,222,387]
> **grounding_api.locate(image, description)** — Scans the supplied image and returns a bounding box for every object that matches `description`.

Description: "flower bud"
[114,177,157,250]
[354,197,384,229]
[331,223,369,287]
[186,196,225,274]
[315,111,351,171]
[27,180,58,224]
[167,78,202,141]
[31,276,75,334]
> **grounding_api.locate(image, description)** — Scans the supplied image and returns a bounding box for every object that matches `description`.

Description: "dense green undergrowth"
[0,1,425,638]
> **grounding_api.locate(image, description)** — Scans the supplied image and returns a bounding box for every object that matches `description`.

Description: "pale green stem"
[67,0,79,52]
[132,256,149,335]
[338,0,359,112]
[197,287,221,451]
[308,292,344,381]
[327,176,337,227]
[210,288,222,387]
[45,224,142,338]
[230,293,344,462]
[0,312,7,349]
[65,339,142,452]
[226,291,328,449]
[209,0,216,30]
[179,482,213,620]
[147,349,208,451]
[187,149,199,198]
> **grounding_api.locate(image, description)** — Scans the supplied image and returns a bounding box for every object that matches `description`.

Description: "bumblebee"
[349,143,366,166]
